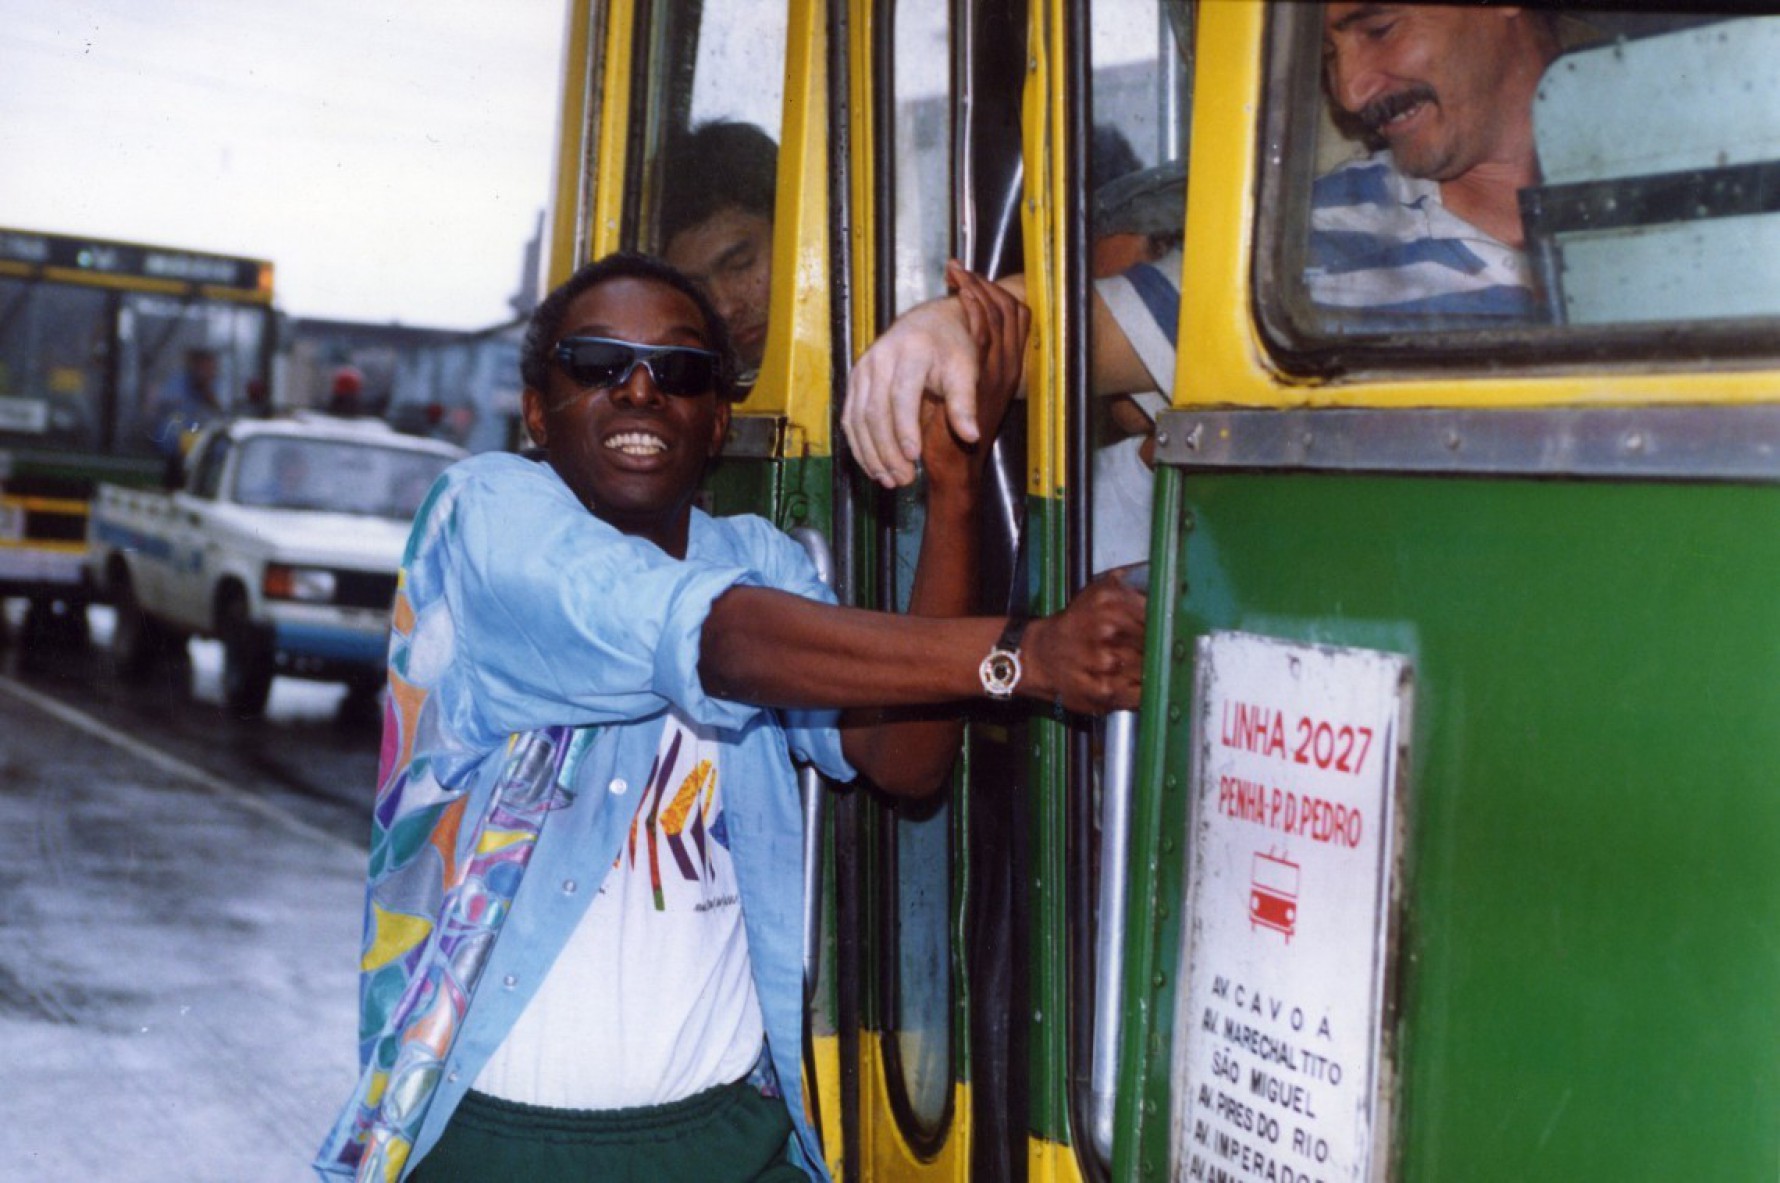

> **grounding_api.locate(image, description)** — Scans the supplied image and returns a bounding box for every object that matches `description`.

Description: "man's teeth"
[606,431,666,456]
[1385,100,1424,127]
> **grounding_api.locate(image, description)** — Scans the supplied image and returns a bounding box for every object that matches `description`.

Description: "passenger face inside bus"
[1321,4,1557,247]
[664,208,771,370]
[659,120,778,379]
[520,259,734,559]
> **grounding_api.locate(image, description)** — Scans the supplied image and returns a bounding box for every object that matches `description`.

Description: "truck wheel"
[112,578,167,682]
[23,599,90,650]
[219,594,274,717]
[339,672,384,728]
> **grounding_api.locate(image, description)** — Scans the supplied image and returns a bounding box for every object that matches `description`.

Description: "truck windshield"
[232,437,453,520]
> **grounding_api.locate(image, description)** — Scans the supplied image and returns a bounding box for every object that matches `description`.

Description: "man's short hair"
[657,120,779,248]
[1092,124,1143,192]
[519,252,741,403]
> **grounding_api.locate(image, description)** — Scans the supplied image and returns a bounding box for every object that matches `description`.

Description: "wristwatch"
[979,615,1028,699]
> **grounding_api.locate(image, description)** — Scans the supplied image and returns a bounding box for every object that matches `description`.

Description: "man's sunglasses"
[550,336,723,397]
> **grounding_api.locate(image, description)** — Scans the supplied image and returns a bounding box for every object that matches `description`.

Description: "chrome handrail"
[789,526,835,1001]
[1090,562,1148,1163]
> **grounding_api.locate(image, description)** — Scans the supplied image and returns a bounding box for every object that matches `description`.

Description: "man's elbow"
[843,737,958,800]
[864,762,953,800]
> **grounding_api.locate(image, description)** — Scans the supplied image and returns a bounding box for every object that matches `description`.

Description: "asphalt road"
[0,603,379,1181]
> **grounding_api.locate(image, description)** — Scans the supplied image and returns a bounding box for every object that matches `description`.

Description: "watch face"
[981,648,1022,698]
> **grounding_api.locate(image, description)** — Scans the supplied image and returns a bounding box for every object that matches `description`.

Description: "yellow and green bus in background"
[0,227,273,650]
[549,2,1780,1179]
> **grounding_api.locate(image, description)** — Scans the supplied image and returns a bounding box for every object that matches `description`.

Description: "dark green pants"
[408,1080,807,1183]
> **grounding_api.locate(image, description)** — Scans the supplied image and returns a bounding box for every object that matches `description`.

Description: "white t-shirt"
[475,710,764,1109]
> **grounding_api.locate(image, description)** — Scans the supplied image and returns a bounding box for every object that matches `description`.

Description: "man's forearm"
[838,476,983,796]
[697,477,987,797]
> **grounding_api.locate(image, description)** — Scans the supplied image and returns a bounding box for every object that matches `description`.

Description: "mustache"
[1359,85,1437,134]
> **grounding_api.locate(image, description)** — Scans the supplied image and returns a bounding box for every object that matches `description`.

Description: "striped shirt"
[1093,249,1180,574]
[1306,153,1539,328]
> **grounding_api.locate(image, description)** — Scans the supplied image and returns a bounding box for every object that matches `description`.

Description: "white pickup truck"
[85,413,464,715]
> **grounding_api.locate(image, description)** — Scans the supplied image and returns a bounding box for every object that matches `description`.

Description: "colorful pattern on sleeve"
[319,478,595,1181]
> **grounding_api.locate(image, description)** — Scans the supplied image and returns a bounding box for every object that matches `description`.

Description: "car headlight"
[264,563,337,602]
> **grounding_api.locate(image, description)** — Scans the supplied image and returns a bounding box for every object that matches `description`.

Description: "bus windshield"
[0,229,272,459]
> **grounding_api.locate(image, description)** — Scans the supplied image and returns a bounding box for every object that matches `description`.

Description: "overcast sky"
[0,0,567,330]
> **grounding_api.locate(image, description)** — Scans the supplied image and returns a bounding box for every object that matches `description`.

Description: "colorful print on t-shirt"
[624,717,734,911]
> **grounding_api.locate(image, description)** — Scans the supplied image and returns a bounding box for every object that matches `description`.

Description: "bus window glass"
[884,0,955,1141]
[1088,0,1190,575]
[646,2,787,386]
[0,280,109,453]
[1265,5,1780,357]
[122,294,266,459]
[890,5,952,317]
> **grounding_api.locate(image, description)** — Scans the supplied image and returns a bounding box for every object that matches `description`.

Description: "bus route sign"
[1172,631,1413,1183]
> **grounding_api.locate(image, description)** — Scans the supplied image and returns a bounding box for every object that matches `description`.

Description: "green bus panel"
[1136,470,1780,1180]
[702,452,831,537]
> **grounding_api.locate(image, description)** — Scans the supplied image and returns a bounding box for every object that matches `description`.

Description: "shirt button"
[563,880,578,894]
[503,973,518,989]
[608,777,627,795]
[447,1071,459,1083]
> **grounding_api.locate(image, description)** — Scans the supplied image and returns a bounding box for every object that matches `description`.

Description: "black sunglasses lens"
[558,340,634,388]
[646,350,717,395]
[555,339,718,396]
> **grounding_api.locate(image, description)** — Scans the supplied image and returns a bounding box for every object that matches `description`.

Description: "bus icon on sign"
[1250,852,1300,941]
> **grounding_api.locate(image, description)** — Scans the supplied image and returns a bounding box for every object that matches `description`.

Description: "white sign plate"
[1172,631,1411,1183]
[0,396,49,433]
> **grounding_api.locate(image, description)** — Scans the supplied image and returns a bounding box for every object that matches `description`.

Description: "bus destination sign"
[0,228,268,295]
[1173,631,1412,1183]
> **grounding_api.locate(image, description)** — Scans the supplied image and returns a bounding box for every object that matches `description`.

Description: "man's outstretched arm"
[843,272,1154,488]
[704,265,1146,797]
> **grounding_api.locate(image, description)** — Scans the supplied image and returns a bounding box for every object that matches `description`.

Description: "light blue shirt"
[316,451,849,1180]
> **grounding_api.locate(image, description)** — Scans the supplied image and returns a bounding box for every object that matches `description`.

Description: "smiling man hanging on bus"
[315,252,1145,1183]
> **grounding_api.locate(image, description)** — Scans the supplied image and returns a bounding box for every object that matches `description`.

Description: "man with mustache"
[1309,4,1561,323]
